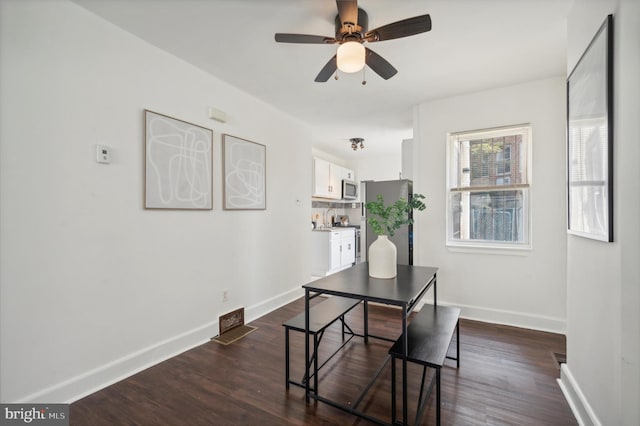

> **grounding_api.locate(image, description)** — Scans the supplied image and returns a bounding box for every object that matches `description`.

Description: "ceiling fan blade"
[275,33,337,44]
[336,0,358,27]
[365,48,397,80]
[315,55,337,82]
[365,14,432,42]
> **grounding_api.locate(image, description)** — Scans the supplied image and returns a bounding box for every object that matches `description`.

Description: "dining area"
[69,266,576,425]
[283,262,459,425]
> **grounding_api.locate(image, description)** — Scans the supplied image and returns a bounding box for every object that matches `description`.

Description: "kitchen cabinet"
[311,228,356,276]
[340,230,355,266]
[312,158,355,199]
[342,167,355,181]
[313,158,341,199]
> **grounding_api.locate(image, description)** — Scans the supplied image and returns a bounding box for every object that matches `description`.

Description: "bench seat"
[388,304,460,367]
[283,296,360,333]
[283,296,360,390]
[389,304,460,426]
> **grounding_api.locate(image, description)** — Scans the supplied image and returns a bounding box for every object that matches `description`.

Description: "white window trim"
[445,124,533,251]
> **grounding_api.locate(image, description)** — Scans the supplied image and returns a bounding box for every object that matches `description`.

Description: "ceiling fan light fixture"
[337,41,365,73]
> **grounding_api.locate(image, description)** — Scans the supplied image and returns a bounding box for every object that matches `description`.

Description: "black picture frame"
[567,14,613,242]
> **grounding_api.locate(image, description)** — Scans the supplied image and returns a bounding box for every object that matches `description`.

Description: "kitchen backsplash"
[311,201,362,228]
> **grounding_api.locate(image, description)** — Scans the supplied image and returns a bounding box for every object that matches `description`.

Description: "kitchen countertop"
[312,225,360,232]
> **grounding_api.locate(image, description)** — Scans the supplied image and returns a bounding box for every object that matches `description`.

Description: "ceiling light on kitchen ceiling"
[337,42,365,73]
[350,137,364,151]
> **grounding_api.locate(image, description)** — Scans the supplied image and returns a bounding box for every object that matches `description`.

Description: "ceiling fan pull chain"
[335,69,339,80]
[362,67,366,85]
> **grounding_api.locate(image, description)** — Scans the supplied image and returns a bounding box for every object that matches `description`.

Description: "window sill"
[446,242,532,256]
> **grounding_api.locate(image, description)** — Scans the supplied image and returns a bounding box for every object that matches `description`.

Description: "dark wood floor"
[71,297,577,425]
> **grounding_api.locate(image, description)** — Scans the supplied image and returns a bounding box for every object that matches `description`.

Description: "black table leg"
[305,288,310,403]
[436,368,441,426]
[434,273,437,307]
[391,356,396,424]
[456,320,460,368]
[402,305,408,424]
[313,332,319,394]
[364,300,369,344]
[285,327,290,389]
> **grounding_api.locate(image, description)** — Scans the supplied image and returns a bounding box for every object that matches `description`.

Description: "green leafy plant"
[365,193,426,237]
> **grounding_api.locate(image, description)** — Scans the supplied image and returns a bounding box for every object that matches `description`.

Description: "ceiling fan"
[274,0,431,82]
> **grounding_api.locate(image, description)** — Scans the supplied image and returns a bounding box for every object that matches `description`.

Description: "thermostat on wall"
[95,144,111,164]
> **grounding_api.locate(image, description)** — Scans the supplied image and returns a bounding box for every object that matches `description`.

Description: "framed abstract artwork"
[222,134,266,210]
[567,15,613,242]
[144,110,213,210]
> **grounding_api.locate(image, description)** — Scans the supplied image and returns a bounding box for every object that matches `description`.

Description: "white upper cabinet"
[313,158,338,198]
[313,158,332,198]
[313,158,347,199]
[342,167,355,181]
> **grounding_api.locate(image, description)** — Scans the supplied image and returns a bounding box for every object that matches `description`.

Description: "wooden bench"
[388,304,460,426]
[283,296,360,391]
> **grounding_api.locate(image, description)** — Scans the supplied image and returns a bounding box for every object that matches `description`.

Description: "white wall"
[311,147,350,168]
[351,153,402,182]
[401,138,413,180]
[413,77,568,332]
[562,1,640,425]
[0,1,312,402]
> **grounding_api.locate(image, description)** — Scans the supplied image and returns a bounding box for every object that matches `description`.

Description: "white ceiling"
[73,0,572,158]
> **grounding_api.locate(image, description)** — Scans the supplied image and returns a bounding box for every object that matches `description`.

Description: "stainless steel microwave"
[342,180,358,200]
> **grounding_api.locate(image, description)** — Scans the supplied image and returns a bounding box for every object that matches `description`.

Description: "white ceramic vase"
[368,235,397,279]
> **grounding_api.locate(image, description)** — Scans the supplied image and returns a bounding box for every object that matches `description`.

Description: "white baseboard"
[244,286,304,324]
[23,286,564,404]
[21,320,218,404]
[558,364,601,426]
[417,299,566,334]
[20,286,305,404]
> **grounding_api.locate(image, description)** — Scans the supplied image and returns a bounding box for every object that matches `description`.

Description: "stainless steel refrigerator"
[361,179,414,265]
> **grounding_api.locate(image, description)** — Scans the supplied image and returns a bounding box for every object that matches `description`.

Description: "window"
[447,125,531,249]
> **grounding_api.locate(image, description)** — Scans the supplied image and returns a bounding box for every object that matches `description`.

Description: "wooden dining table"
[302,262,438,425]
